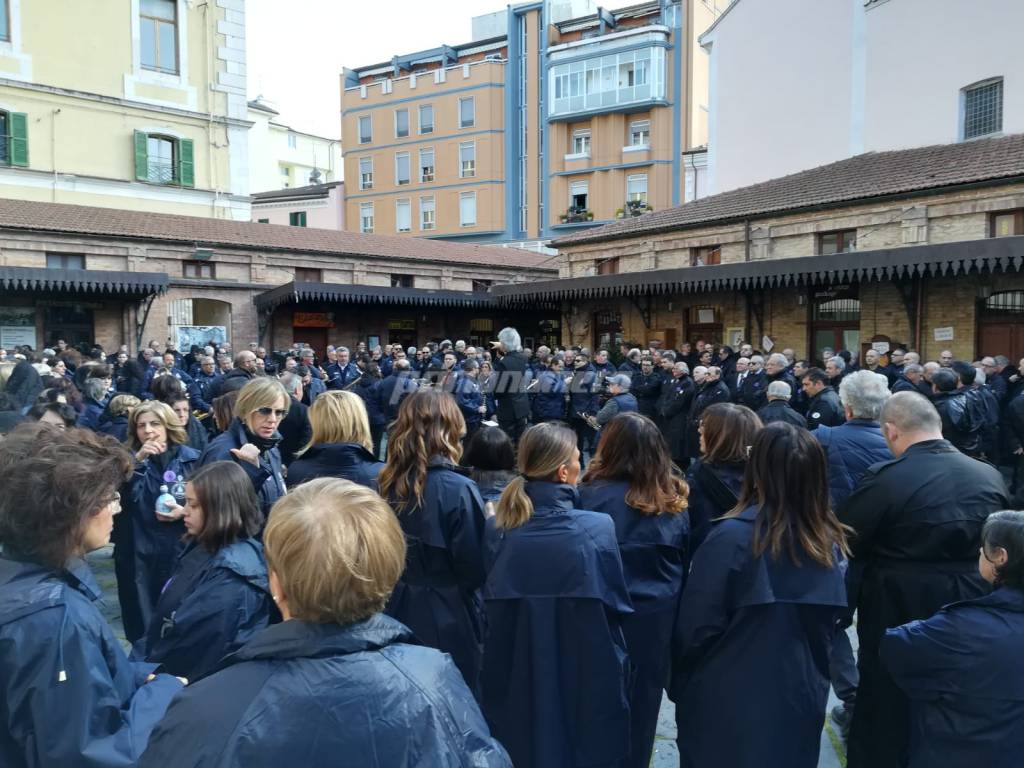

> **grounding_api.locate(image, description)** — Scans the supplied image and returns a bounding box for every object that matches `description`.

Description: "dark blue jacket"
[98,413,130,443]
[568,365,599,419]
[287,442,384,490]
[352,377,386,428]
[139,614,511,768]
[483,482,633,768]
[814,419,893,508]
[455,374,485,429]
[579,479,689,768]
[76,396,107,431]
[134,539,274,682]
[631,372,662,418]
[0,556,183,767]
[326,361,360,390]
[127,443,201,635]
[379,371,418,423]
[670,505,847,768]
[384,461,488,697]
[684,458,746,551]
[199,419,285,516]
[193,371,221,406]
[880,587,1024,768]
[532,369,566,421]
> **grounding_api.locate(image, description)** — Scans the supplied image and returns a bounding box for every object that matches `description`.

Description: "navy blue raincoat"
[133,538,274,681]
[0,556,183,767]
[139,614,511,767]
[123,443,200,640]
[199,418,286,516]
[286,441,384,489]
[880,587,1024,768]
[670,505,847,768]
[684,458,745,551]
[579,479,690,768]
[384,460,488,697]
[482,482,634,768]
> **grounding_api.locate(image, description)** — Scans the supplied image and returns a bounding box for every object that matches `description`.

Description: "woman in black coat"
[462,424,517,503]
[287,390,384,490]
[378,388,488,697]
[685,402,762,550]
[579,413,689,768]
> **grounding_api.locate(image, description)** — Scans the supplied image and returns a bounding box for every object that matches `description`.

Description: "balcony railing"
[560,206,594,224]
[146,161,177,185]
[616,200,653,218]
[548,45,666,120]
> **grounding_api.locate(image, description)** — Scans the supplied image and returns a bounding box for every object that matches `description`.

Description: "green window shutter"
[134,131,149,181]
[178,138,195,188]
[9,112,28,167]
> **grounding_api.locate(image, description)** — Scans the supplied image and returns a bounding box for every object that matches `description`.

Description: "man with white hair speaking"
[492,327,530,443]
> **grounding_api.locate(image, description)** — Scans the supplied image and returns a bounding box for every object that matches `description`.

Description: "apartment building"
[0,0,250,219]
[247,98,342,193]
[340,0,722,244]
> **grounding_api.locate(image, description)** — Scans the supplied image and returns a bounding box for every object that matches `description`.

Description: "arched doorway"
[978,290,1024,361]
[169,298,232,351]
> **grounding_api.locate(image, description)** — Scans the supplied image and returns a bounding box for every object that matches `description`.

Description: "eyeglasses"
[255,407,288,418]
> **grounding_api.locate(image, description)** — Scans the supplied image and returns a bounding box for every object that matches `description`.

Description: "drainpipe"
[915,276,924,352]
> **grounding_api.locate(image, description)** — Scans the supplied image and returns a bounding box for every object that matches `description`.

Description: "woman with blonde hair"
[140,479,509,767]
[287,390,384,489]
[198,377,287,516]
[119,399,201,643]
[378,387,488,696]
[580,412,690,768]
[483,422,632,767]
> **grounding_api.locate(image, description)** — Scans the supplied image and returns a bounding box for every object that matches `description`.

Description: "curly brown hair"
[0,424,132,569]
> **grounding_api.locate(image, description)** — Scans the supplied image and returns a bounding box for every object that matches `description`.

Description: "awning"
[256,281,497,312]
[490,236,1024,304]
[0,266,169,297]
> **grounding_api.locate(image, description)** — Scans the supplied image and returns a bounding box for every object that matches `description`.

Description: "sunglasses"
[255,407,288,418]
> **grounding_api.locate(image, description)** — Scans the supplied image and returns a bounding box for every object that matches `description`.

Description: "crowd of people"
[0,328,1022,767]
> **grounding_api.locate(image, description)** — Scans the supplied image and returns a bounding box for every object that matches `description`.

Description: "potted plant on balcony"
[561,205,591,224]
[624,199,654,217]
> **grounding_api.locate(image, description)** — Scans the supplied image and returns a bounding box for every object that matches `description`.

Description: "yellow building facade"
[341,0,722,245]
[0,0,250,219]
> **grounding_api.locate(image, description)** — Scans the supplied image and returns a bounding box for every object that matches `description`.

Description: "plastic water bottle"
[170,475,186,506]
[155,484,177,517]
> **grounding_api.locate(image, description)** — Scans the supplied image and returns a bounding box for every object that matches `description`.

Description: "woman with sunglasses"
[198,378,288,517]
[0,425,183,766]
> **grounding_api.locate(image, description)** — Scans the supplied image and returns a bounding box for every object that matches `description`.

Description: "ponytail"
[495,475,533,530]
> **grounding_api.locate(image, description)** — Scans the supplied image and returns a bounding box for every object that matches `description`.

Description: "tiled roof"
[251,182,343,201]
[552,134,1024,248]
[0,198,556,271]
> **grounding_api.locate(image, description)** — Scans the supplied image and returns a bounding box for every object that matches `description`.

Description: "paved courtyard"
[87,545,847,767]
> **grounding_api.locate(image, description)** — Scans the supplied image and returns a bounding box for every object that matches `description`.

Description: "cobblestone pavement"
[88,545,846,767]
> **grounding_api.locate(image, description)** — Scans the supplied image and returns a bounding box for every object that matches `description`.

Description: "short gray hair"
[607,374,632,391]
[750,355,764,365]
[498,327,522,353]
[767,381,792,400]
[767,353,788,368]
[880,391,941,433]
[279,371,302,397]
[827,356,847,372]
[83,377,108,401]
[904,363,923,375]
[839,370,890,420]
[995,355,1010,366]
[673,361,689,374]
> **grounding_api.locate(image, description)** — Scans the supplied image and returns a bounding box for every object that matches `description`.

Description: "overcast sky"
[246,0,635,139]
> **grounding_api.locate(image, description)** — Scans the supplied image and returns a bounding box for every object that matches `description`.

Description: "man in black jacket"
[631,358,663,419]
[660,361,695,466]
[207,351,257,401]
[492,327,530,444]
[802,367,845,430]
[931,367,981,456]
[379,359,417,424]
[839,391,1007,768]
[757,381,805,428]
[890,363,923,394]
[686,366,730,460]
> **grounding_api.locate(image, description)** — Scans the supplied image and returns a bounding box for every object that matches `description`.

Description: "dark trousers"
[571,418,594,468]
[370,424,384,461]
[830,627,859,706]
[499,415,528,446]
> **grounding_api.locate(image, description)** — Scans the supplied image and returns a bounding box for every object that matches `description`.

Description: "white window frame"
[569,180,589,210]
[459,141,476,179]
[459,191,477,227]
[358,156,373,191]
[960,77,1004,141]
[286,132,297,149]
[420,196,436,231]
[395,151,411,186]
[394,108,409,139]
[359,202,374,234]
[418,103,434,134]
[626,173,648,203]
[419,148,435,183]
[628,120,650,149]
[459,96,475,128]
[395,198,412,233]
[358,115,372,144]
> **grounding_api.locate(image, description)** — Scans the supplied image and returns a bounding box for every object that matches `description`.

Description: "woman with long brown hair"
[670,421,849,768]
[483,422,632,768]
[686,402,762,550]
[579,412,689,768]
[378,387,488,697]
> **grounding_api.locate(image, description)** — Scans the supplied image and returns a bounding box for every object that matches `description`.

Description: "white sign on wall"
[871,341,891,354]
[933,327,955,342]
[0,306,36,349]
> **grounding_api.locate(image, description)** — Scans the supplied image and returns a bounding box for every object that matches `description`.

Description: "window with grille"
[135,131,193,187]
[360,202,374,233]
[459,142,476,178]
[394,109,409,138]
[359,156,373,190]
[419,148,434,182]
[418,104,434,134]
[459,192,476,227]
[358,115,372,144]
[420,197,435,230]
[691,246,721,266]
[140,0,178,74]
[395,152,410,185]
[813,298,861,323]
[985,291,1024,315]
[819,229,857,255]
[183,261,214,279]
[991,209,1024,237]
[963,78,1003,140]
[391,274,414,288]
[396,199,412,233]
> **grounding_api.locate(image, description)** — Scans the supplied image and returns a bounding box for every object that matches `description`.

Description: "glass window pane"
[460,193,476,226]
[158,21,177,72]
[141,19,157,68]
[358,116,372,143]
[142,0,176,20]
[395,109,409,137]
[0,4,10,41]
[396,200,411,232]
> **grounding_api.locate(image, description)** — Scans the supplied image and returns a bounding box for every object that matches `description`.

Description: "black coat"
[631,371,662,418]
[838,439,1008,768]
[492,351,530,422]
[379,370,418,423]
[686,380,731,459]
[738,370,768,410]
[276,398,311,466]
[140,614,510,767]
[684,459,745,550]
[286,442,384,490]
[660,375,695,461]
[805,387,845,430]
[933,391,981,456]
[206,368,253,401]
[891,375,919,394]
[198,419,286,517]
[757,399,806,428]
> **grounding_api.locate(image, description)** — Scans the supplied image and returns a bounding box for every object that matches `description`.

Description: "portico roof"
[0,266,169,297]
[255,281,497,312]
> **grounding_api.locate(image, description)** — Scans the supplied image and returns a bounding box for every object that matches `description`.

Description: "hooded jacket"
[286,442,384,490]
[0,556,183,767]
[199,418,285,516]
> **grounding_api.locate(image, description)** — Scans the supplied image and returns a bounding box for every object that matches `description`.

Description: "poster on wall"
[0,307,36,349]
[177,325,227,352]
